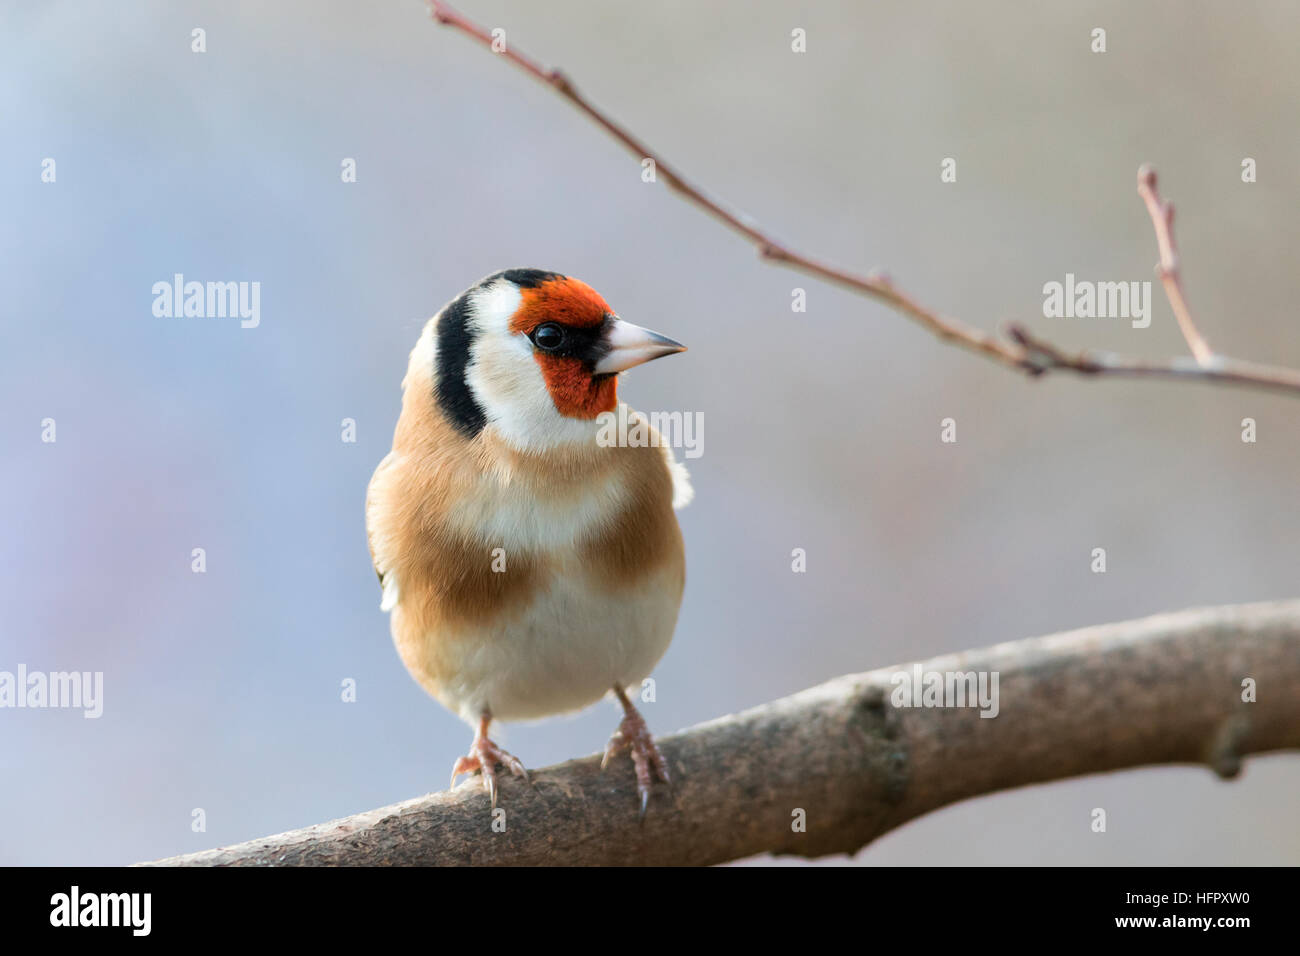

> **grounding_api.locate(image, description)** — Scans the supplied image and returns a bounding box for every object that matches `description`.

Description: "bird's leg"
[602,686,671,817]
[449,712,528,808]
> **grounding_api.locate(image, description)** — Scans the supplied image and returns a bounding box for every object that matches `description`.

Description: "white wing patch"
[379,570,400,612]
[665,448,693,510]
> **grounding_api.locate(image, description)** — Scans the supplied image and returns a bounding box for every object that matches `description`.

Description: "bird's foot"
[449,737,528,808]
[602,704,671,818]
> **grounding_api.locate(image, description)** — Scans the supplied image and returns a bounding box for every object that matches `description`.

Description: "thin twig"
[428,1,1023,371]
[1138,164,1214,365]
[1004,325,1300,394]
[427,1,1300,397]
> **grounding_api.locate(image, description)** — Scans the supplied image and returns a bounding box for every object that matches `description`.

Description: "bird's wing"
[365,451,401,610]
[665,450,693,510]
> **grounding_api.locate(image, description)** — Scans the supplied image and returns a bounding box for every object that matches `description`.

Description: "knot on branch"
[1207,714,1251,780]
[546,68,573,93]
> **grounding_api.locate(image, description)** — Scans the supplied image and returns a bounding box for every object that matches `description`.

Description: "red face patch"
[508,277,613,334]
[533,354,619,419]
[511,277,619,420]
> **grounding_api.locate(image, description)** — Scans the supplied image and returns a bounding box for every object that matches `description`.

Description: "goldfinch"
[366,269,691,814]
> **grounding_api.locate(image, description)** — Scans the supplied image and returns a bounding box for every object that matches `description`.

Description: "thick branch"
[144,600,1300,866]
[426,1,1300,397]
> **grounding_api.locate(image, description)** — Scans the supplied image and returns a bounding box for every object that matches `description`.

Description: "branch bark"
[426,1,1300,397]
[143,600,1300,866]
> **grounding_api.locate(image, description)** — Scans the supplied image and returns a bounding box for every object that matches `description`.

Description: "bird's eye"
[531,323,565,351]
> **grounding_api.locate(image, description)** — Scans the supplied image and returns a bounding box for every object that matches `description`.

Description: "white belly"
[376,409,691,726]
[427,561,682,722]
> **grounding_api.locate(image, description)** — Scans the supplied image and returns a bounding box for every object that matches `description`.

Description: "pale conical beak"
[593,318,687,374]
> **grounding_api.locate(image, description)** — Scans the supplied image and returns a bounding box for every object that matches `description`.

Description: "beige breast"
[366,326,687,723]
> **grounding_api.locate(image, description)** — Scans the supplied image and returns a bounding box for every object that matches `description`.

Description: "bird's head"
[428,269,685,451]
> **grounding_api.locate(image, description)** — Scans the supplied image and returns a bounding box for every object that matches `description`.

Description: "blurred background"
[2,0,1297,866]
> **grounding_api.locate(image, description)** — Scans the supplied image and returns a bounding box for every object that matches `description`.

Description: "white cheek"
[468,282,523,336]
[465,333,575,445]
[465,284,600,452]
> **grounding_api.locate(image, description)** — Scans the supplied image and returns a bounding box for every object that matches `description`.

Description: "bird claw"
[449,737,529,808]
[602,710,670,818]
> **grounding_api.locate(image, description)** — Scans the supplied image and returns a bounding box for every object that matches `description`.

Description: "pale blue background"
[2,0,1297,865]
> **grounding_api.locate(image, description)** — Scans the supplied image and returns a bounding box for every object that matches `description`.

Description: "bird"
[366,268,692,815]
